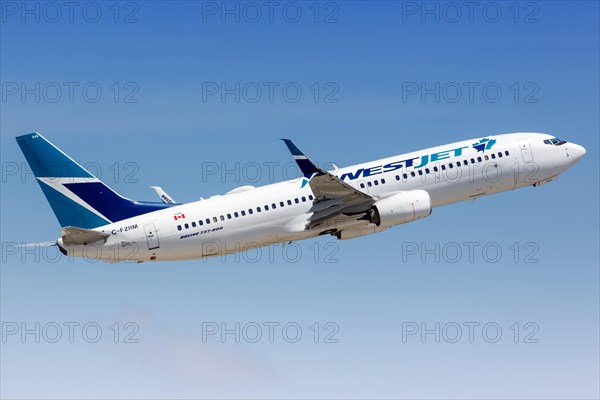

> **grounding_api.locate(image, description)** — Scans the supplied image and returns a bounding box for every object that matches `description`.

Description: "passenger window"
[403,173,408,179]
[287,200,292,205]
[199,220,204,226]
[477,157,482,162]
[381,178,386,184]
[360,183,365,188]
[505,151,509,156]
[442,165,446,171]
[264,205,269,210]
[192,221,197,227]
[484,155,489,161]
[177,225,182,231]
[248,209,253,215]
[272,203,276,209]
[234,212,239,218]
[295,198,299,204]
[432,167,438,173]
[411,171,416,177]
[309,195,314,200]
[206,218,211,224]
[241,210,246,216]
[418,170,423,175]
[449,163,453,168]
[374,180,379,186]
[227,214,231,219]
[491,154,496,159]
[302,196,306,202]
[184,223,189,229]
[367,182,372,187]
[280,201,284,207]
[220,215,225,221]
[257,207,262,212]
[470,158,475,163]
[456,162,461,167]
[213,217,218,223]
[425,168,430,174]
[498,152,502,158]
[463,160,468,165]
[395,175,400,181]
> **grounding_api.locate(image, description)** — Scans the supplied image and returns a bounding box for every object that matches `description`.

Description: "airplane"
[15,132,585,262]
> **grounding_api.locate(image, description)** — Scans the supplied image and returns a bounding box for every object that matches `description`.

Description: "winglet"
[150,186,177,204]
[281,139,321,175]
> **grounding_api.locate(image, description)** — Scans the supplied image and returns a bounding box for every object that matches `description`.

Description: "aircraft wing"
[281,139,376,229]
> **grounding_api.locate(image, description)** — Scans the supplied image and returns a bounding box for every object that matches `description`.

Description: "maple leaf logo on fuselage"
[472,137,497,153]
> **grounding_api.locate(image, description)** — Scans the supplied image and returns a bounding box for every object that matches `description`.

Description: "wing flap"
[308,172,373,204]
[281,139,376,231]
[306,172,375,228]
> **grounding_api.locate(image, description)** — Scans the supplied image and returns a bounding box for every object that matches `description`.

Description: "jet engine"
[369,190,432,227]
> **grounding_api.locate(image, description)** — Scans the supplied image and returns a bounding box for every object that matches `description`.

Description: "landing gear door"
[144,223,160,250]
[469,177,486,197]
[518,139,534,162]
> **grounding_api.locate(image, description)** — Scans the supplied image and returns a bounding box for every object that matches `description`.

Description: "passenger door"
[144,223,160,250]
[518,139,534,162]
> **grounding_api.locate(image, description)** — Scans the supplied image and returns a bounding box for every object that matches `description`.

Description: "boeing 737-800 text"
[15,132,585,262]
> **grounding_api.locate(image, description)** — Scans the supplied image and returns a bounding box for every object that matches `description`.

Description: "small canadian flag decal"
[173,213,186,221]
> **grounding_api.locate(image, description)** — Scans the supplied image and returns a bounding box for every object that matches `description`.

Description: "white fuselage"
[59,133,585,262]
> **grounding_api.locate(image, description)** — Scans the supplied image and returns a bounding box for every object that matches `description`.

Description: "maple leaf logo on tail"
[472,137,497,153]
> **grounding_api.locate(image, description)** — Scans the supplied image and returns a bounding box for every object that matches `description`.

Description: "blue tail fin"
[16,132,174,229]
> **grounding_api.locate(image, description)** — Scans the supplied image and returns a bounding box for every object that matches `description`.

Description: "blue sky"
[1,1,598,398]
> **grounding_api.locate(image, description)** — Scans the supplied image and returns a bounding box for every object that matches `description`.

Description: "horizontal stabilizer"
[61,226,110,245]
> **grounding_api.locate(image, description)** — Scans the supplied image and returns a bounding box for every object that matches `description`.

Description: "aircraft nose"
[570,143,586,162]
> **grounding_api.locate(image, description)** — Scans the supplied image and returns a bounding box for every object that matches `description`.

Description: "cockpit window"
[544,137,567,146]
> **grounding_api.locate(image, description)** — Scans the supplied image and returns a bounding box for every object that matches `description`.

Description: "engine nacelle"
[371,190,432,227]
